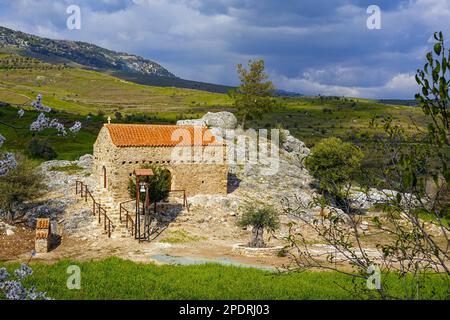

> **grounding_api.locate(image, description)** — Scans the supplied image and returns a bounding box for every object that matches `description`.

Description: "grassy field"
[1,258,448,300]
[0,52,232,115]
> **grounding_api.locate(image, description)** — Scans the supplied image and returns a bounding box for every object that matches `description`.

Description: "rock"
[5,229,14,236]
[202,111,237,129]
[176,119,206,126]
[281,129,310,161]
[176,111,237,130]
[360,221,369,231]
[77,154,93,169]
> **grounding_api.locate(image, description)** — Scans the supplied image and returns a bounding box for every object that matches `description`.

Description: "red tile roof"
[105,124,223,147]
[36,218,50,229]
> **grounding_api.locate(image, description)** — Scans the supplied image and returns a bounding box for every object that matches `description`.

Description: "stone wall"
[93,126,116,191]
[93,125,228,201]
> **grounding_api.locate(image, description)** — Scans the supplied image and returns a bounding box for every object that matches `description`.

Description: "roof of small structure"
[104,124,223,147]
[134,168,154,176]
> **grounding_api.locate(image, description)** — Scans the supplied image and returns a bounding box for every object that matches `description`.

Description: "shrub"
[0,154,45,219]
[127,164,171,204]
[305,137,364,198]
[27,138,57,160]
[237,206,280,248]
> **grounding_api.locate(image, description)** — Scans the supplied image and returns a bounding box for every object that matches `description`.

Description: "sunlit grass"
[0,257,448,300]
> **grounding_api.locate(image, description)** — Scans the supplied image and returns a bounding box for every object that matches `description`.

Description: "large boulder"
[202,112,237,130]
[176,111,237,130]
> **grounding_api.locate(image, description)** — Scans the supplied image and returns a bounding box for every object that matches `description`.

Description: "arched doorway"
[102,166,107,189]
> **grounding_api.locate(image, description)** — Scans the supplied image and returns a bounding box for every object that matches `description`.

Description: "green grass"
[1,258,448,300]
[48,164,84,175]
[160,229,206,244]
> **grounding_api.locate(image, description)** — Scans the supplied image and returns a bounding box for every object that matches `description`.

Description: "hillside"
[0,26,174,77]
[0,52,232,114]
[0,26,240,94]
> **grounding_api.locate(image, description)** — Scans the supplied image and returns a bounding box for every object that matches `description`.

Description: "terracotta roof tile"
[36,218,50,229]
[105,124,223,148]
[36,230,49,240]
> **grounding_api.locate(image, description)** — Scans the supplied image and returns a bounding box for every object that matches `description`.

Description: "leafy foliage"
[237,206,280,248]
[229,59,280,127]
[415,31,449,147]
[0,153,45,215]
[237,206,280,230]
[305,137,364,197]
[127,164,171,204]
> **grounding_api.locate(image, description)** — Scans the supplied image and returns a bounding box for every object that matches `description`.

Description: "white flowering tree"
[31,94,51,113]
[0,134,17,177]
[27,94,81,136]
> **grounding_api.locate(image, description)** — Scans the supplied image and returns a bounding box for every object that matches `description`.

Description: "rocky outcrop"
[177,111,237,130]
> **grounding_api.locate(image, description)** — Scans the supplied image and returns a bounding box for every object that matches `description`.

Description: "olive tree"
[237,206,280,248]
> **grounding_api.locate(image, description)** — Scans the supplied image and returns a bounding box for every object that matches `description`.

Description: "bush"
[27,138,57,160]
[127,165,171,204]
[305,137,363,197]
[0,154,45,219]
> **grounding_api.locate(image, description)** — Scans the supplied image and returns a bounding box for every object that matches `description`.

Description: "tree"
[0,153,45,222]
[127,165,171,204]
[237,206,280,248]
[229,59,279,128]
[305,137,364,201]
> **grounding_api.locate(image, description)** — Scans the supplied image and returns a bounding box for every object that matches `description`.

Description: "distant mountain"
[0,26,174,77]
[0,26,304,95]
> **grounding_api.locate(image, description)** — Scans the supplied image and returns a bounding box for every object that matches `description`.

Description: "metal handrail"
[75,180,114,238]
[167,189,189,212]
[119,200,135,236]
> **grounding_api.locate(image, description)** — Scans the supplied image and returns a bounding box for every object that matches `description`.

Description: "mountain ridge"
[0,26,175,78]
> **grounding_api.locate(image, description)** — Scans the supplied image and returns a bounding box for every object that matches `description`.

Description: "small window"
[122,161,126,165]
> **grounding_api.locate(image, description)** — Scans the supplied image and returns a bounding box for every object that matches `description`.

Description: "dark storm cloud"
[0,0,449,98]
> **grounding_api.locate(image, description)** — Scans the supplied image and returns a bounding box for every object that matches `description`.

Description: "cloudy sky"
[0,0,449,98]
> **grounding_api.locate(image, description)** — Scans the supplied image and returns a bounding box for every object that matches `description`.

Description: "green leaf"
[434,42,442,55]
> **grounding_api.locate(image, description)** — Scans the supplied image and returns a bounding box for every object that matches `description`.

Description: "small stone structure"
[93,124,228,201]
[35,218,50,253]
